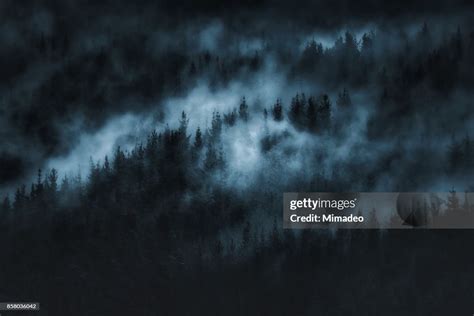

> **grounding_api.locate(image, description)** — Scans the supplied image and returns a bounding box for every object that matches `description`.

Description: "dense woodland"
[1,1,474,314]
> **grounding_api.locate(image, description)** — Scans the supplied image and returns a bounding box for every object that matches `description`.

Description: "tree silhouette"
[194,127,203,149]
[239,96,249,121]
[272,99,283,121]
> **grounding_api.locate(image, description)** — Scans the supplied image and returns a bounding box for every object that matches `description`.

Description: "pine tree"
[361,32,374,55]
[217,145,225,169]
[30,183,37,199]
[210,111,222,141]
[48,168,58,195]
[194,127,203,149]
[75,169,84,198]
[224,109,237,126]
[103,156,110,174]
[289,93,303,126]
[113,146,126,173]
[179,111,189,138]
[204,145,218,171]
[13,188,22,210]
[88,158,101,188]
[239,96,249,121]
[317,94,332,131]
[272,99,283,121]
[36,169,44,195]
[344,32,358,53]
[61,175,70,193]
[307,96,317,131]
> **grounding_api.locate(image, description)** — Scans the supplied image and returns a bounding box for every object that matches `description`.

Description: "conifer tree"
[194,127,203,149]
[272,99,283,121]
[239,96,249,121]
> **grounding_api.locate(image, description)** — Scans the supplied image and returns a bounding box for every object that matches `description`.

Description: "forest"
[1,0,474,315]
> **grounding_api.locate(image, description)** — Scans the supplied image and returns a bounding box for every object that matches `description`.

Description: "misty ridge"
[1,1,474,314]
[2,13,474,196]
